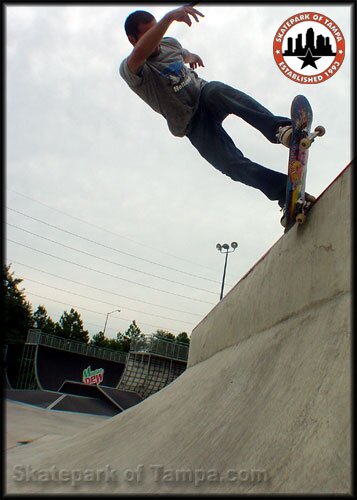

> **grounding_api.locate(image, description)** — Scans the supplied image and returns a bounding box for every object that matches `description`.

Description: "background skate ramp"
[36,345,125,391]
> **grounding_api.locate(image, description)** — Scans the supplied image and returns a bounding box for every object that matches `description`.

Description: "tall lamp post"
[103,309,120,334]
[216,242,238,300]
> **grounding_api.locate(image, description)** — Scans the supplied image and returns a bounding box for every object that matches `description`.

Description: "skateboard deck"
[283,95,325,232]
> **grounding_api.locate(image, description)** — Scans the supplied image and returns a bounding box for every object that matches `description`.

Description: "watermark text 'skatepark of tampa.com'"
[12,464,269,488]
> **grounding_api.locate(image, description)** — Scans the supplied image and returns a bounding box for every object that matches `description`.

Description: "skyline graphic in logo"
[273,12,345,84]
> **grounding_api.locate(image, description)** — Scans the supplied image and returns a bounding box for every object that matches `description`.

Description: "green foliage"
[90,331,124,352]
[175,332,190,345]
[107,337,126,352]
[116,320,146,352]
[90,321,145,353]
[2,264,34,344]
[153,329,190,345]
[54,308,90,343]
[2,265,191,355]
[33,305,56,335]
[90,331,108,348]
[153,329,176,342]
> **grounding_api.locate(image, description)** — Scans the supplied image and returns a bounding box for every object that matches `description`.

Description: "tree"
[116,320,145,352]
[2,264,34,344]
[176,332,190,345]
[153,329,176,342]
[90,331,109,348]
[91,331,128,352]
[106,337,126,351]
[32,305,56,335]
[54,308,89,343]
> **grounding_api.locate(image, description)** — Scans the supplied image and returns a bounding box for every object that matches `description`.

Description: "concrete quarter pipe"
[6,165,351,494]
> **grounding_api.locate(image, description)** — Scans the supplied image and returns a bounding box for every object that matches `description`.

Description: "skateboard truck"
[294,197,313,225]
[280,197,315,228]
[300,126,326,150]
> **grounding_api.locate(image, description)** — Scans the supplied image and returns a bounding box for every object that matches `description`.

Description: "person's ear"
[128,35,137,46]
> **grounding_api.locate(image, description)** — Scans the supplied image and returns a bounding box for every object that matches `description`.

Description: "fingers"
[185,6,204,22]
[176,10,193,26]
[170,5,204,26]
[183,15,192,27]
[189,57,204,70]
[188,7,204,17]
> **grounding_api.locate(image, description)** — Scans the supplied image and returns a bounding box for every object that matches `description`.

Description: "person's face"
[129,20,161,57]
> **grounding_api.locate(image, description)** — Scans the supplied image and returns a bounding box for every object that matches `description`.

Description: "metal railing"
[26,330,128,364]
[130,336,189,361]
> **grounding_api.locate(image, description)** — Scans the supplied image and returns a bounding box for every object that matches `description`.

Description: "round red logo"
[273,12,345,83]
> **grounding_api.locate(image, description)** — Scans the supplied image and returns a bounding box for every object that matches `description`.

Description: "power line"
[7,206,225,285]
[9,190,220,273]
[20,276,195,327]
[7,222,217,295]
[7,239,216,305]
[8,260,204,317]
[26,291,184,334]
[8,259,192,336]
[7,268,159,335]
[78,320,119,334]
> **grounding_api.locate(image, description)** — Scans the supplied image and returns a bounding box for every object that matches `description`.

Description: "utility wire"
[7,222,217,295]
[25,291,184,334]
[8,259,204,317]
[20,276,195,327]
[7,207,226,285]
[7,239,216,305]
[9,190,220,274]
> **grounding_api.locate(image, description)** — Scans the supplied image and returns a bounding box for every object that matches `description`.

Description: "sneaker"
[276,125,293,148]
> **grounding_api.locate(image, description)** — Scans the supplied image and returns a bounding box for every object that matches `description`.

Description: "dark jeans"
[186,81,291,206]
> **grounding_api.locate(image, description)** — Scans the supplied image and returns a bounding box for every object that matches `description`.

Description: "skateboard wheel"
[315,125,326,137]
[300,138,311,150]
[296,213,306,224]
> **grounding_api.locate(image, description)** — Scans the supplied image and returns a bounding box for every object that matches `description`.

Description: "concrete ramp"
[6,165,351,494]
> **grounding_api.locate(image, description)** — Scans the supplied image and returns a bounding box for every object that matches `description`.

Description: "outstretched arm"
[127,5,204,73]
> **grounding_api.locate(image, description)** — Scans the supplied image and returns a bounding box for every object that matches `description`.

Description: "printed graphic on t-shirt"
[159,61,192,92]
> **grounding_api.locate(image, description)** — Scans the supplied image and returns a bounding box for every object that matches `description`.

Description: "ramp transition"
[6,165,352,494]
[6,382,143,418]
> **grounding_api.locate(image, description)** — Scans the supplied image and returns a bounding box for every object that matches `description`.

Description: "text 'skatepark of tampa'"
[273,12,345,84]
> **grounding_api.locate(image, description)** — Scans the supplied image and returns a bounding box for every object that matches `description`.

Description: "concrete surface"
[5,165,351,495]
[5,400,107,450]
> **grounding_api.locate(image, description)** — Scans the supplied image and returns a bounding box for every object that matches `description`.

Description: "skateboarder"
[119,6,303,211]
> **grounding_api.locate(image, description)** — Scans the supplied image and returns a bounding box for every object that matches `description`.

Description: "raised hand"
[186,52,205,69]
[167,5,204,27]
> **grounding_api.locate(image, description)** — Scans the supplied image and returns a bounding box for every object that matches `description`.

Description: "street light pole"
[103,309,120,335]
[216,242,238,300]
[220,250,229,301]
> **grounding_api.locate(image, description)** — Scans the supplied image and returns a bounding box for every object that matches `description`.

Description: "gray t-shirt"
[119,37,207,137]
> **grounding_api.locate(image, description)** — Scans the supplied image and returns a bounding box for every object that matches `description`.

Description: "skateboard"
[282,95,325,232]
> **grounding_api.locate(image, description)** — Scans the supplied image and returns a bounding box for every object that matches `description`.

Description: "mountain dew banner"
[82,366,104,385]
[35,345,125,391]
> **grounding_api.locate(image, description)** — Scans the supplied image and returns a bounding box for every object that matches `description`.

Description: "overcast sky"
[5,3,352,339]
